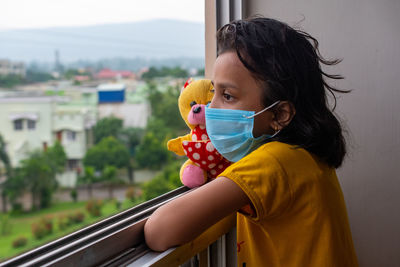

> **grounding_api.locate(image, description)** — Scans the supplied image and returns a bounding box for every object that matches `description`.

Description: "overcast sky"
[1,0,204,30]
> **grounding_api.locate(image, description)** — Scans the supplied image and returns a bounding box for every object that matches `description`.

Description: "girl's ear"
[272,101,296,130]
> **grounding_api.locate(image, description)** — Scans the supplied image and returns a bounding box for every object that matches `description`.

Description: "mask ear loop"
[243,101,281,119]
[270,129,281,138]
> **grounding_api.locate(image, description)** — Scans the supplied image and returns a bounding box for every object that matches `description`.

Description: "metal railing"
[127,216,236,267]
[0,186,236,267]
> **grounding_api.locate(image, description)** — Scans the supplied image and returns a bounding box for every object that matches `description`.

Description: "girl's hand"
[144,177,249,251]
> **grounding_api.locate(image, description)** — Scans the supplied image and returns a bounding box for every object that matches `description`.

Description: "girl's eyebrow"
[211,81,239,90]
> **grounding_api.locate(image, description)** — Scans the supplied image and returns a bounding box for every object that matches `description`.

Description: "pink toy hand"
[181,164,207,188]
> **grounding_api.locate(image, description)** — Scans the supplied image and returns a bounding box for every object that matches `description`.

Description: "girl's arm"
[144,177,249,251]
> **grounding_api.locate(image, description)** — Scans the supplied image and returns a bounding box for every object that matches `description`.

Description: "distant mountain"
[27,56,205,72]
[0,19,205,64]
[80,57,204,72]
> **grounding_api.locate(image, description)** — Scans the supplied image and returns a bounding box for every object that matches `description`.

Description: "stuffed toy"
[167,78,231,188]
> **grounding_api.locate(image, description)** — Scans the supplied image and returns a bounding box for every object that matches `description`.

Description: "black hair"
[217,17,348,168]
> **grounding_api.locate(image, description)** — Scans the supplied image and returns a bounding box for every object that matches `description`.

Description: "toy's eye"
[190,101,197,107]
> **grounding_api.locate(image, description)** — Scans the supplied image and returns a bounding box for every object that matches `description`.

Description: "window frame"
[1,1,245,265]
[1,187,190,266]
[66,159,79,171]
[65,130,77,142]
[27,119,36,130]
[13,119,23,131]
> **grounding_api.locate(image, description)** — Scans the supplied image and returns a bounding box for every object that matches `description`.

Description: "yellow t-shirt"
[219,141,358,267]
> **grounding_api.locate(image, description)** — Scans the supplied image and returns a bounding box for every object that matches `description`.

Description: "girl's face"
[210,51,275,137]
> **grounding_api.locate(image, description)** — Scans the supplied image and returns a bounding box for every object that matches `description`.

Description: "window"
[13,119,23,131]
[66,130,76,141]
[0,0,205,262]
[27,119,36,130]
[66,159,79,171]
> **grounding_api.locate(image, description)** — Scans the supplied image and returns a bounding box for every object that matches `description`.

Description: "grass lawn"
[0,198,143,262]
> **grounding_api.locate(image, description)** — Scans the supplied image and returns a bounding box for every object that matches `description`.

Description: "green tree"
[102,165,120,199]
[146,81,163,112]
[118,127,143,156]
[83,136,130,172]
[0,74,24,88]
[141,160,182,200]
[2,170,26,211]
[70,188,78,202]
[146,82,186,136]
[0,134,12,212]
[141,66,189,79]
[40,141,66,208]
[141,175,172,200]
[118,127,144,183]
[20,151,57,209]
[77,166,97,199]
[45,141,67,174]
[64,69,80,80]
[25,70,53,83]
[134,82,187,170]
[135,132,169,170]
[4,142,66,210]
[163,161,184,189]
[168,66,188,78]
[93,117,123,144]
[141,66,159,79]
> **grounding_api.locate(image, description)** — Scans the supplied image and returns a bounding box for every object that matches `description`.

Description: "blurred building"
[97,83,125,103]
[0,59,26,77]
[0,81,150,187]
[97,102,150,128]
[97,83,150,128]
[96,68,135,80]
[0,91,97,187]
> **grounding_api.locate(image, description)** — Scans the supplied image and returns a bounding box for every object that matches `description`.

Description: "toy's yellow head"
[178,79,214,130]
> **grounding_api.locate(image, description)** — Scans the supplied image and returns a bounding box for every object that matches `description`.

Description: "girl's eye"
[223,93,233,101]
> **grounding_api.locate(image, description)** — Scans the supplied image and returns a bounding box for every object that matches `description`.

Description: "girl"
[145,17,358,266]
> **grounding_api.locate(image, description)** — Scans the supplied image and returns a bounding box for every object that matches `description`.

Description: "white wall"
[98,103,150,128]
[53,110,88,159]
[0,98,54,166]
[244,1,400,266]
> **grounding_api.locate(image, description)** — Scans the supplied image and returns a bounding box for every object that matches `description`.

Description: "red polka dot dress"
[182,125,231,179]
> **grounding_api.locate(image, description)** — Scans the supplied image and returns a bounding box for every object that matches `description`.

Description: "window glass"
[0,0,204,261]
[66,159,79,171]
[66,130,76,141]
[13,119,23,131]
[27,119,36,130]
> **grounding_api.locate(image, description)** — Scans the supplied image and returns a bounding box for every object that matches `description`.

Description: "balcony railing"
[0,186,237,267]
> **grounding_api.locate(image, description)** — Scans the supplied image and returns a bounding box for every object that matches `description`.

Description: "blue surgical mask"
[205,101,280,162]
